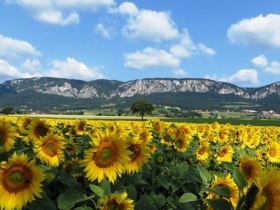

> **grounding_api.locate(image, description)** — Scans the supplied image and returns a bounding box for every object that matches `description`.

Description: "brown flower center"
[175,139,184,149]
[42,139,58,157]
[241,163,252,179]
[0,129,7,145]
[94,142,117,168]
[218,148,228,157]
[2,165,32,193]
[128,144,140,162]
[269,147,277,157]
[107,200,121,210]
[34,123,48,138]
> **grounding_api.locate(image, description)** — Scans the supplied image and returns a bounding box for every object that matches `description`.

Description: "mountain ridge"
[0,77,279,112]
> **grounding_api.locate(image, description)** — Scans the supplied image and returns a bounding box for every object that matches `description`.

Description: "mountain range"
[0,77,279,112]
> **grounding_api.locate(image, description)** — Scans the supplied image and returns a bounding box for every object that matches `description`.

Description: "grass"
[10,114,280,126]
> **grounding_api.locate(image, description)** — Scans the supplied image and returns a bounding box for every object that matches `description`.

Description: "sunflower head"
[34,133,65,167]
[252,168,280,210]
[0,153,45,210]
[29,119,50,140]
[82,130,131,183]
[98,192,134,210]
[0,121,15,153]
[239,156,262,185]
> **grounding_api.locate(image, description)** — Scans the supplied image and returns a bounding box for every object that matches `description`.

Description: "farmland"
[0,115,280,210]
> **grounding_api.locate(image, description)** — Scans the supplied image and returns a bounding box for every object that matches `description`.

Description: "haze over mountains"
[0,77,279,112]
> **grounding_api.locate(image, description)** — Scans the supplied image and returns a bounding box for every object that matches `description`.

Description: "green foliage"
[0,106,13,115]
[131,99,154,120]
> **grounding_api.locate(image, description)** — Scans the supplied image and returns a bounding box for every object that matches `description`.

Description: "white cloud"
[45,57,104,80]
[95,23,111,38]
[220,69,259,85]
[0,59,42,80]
[0,34,40,57]
[173,69,187,77]
[119,2,178,41]
[36,10,79,26]
[197,43,216,57]
[118,2,138,16]
[251,54,268,68]
[170,30,215,58]
[21,59,42,73]
[265,61,280,75]
[227,14,280,49]
[6,0,115,25]
[124,47,180,70]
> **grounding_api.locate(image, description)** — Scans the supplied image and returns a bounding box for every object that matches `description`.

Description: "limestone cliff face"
[0,77,279,100]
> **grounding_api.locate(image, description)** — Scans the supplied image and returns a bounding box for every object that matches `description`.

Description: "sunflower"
[251,168,280,210]
[17,115,32,135]
[206,174,239,208]
[81,130,131,183]
[173,136,191,152]
[29,119,50,141]
[196,142,211,164]
[215,145,234,164]
[239,156,262,185]
[0,121,15,154]
[0,153,45,210]
[98,192,134,210]
[34,133,65,167]
[74,119,88,135]
[126,135,151,174]
[266,142,280,163]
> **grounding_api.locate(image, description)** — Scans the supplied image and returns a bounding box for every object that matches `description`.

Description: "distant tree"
[131,100,154,120]
[1,106,13,115]
[117,109,124,116]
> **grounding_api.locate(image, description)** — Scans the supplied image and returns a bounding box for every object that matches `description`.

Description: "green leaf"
[73,207,93,210]
[25,192,56,210]
[205,186,231,197]
[179,193,197,203]
[57,189,86,210]
[166,196,177,209]
[233,168,248,190]
[197,165,212,184]
[205,199,232,210]
[100,179,111,196]
[58,173,79,187]
[126,185,137,200]
[157,174,170,190]
[89,184,104,198]
[150,193,166,209]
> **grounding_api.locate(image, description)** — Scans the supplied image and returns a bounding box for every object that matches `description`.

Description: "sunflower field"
[0,116,280,210]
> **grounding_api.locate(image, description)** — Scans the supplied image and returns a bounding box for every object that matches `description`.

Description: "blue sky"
[1,0,280,87]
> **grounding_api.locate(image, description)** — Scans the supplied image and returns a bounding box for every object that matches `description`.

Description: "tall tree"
[1,107,13,115]
[131,100,154,120]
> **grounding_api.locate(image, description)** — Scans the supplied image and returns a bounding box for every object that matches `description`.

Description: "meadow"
[0,115,280,210]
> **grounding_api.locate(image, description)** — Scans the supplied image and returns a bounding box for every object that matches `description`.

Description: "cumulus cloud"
[173,69,187,77]
[251,54,268,68]
[95,23,112,38]
[118,1,138,16]
[170,30,215,58]
[0,59,42,82]
[36,10,79,26]
[124,29,215,70]
[265,61,280,75]
[21,59,42,73]
[227,14,280,49]
[0,34,40,57]
[45,57,104,80]
[118,2,178,41]
[220,69,259,85]
[5,0,115,25]
[124,47,180,70]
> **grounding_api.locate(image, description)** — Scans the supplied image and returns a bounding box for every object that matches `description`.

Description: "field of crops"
[0,116,280,210]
